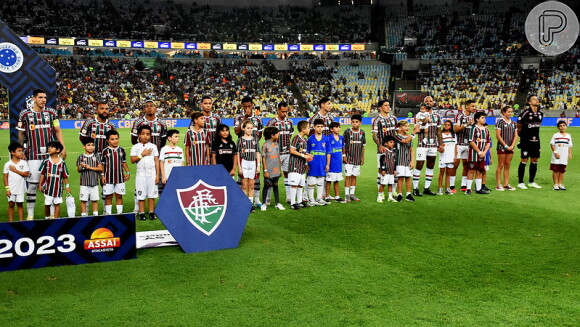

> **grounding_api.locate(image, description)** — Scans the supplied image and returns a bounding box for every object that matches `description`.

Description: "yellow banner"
[274,44,287,51]
[223,43,237,50]
[197,43,210,50]
[88,39,103,47]
[117,40,131,48]
[352,44,365,51]
[28,37,44,44]
[326,44,339,51]
[249,44,262,51]
[301,44,313,51]
[59,38,74,46]
[144,41,158,48]
[171,42,185,49]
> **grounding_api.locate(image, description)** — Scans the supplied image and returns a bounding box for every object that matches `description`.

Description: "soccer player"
[131,125,160,221]
[395,121,417,202]
[325,122,345,203]
[288,121,313,210]
[185,112,211,166]
[234,97,263,205]
[465,112,491,195]
[306,119,330,206]
[211,124,238,177]
[308,97,334,136]
[372,100,398,189]
[159,129,184,186]
[495,105,518,191]
[266,102,293,202]
[237,120,261,212]
[131,99,168,150]
[17,89,67,220]
[377,136,397,203]
[189,96,221,141]
[38,141,70,219]
[79,101,116,154]
[550,121,573,190]
[77,139,103,216]
[517,95,544,189]
[453,99,477,192]
[413,99,442,196]
[102,130,130,215]
[261,127,285,211]
[343,114,366,202]
[4,143,30,221]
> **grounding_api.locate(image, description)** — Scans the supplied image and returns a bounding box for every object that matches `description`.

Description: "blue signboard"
[155,165,252,253]
[0,214,136,272]
[131,41,144,48]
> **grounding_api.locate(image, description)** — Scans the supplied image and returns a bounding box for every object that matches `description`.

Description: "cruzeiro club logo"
[525,1,579,56]
[177,180,227,236]
[0,42,24,73]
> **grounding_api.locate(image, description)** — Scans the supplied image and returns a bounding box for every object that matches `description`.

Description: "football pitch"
[0,126,578,326]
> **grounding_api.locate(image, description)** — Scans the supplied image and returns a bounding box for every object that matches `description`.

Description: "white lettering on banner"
[0,234,76,258]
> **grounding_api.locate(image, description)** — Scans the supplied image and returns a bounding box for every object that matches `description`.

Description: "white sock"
[350,186,356,195]
[461,176,467,187]
[475,179,482,191]
[248,196,253,204]
[307,186,315,202]
[105,205,112,214]
[425,169,434,189]
[450,176,456,188]
[316,185,324,200]
[92,211,99,216]
[345,187,351,197]
[290,188,297,205]
[134,192,139,211]
[285,185,291,201]
[253,192,260,203]
[27,201,35,217]
[297,188,303,203]
[412,169,421,189]
[466,179,473,190]
[116,205,123,214]
[81,212,87,216]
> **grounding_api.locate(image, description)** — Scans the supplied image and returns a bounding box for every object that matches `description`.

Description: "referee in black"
[517,95,544,189]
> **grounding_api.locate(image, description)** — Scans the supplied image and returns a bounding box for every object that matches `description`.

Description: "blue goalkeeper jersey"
[327,134,344,173]
[307,134,330,177]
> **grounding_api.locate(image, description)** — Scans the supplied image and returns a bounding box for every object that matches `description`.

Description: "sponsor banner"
[158,42,170,49]
[223,43,236,50]
[288,44,300,51]
[262,44,274,51]
[75,38,88,46]
[313,44,325,51]
[131,41,144,48]
[185,42,196,50]
[339,44,351,51]
[0,214,136,272]
[249,44,261,51]
[117,40,131,48]
[88,39,103,47]
[211,43,223,50]
[155,166,251,253]
[104,40,116,47]
[237,44,248,50]
[28,37,44,45]
[326,44,339,51]
[394,90,430,108]
[45,37,58,45]
[352,44,365,51]
[136,230,177,249]
[144,41,158,48]
[59,38,74,46]
[0,121,10,129]
[301,44,313,51]
[171,42,184,49]
[197,43,211,50]
[275,44,287,51]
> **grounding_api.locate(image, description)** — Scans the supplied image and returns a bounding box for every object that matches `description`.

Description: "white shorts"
[416,147,438,161]
[280,154,290,172]
[103,183,126,195]
[28,160,42,183]
[288,172,306,187]
[396,166,412,177]
[135,176,159,200]
[439,162,454,169]
[376,153,382,168]
[326,172,343,182]
[79,185,100,202]
[485,165,490,172]
[344,164,361,177]
[241,159,256,179]
[307,176,325,186]
[456,145,469,160]
[44,195,63,206]
[7,194,24,203]
[380,174,395,185]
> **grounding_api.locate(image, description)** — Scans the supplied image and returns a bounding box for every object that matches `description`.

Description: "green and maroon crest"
[176,180,227,236]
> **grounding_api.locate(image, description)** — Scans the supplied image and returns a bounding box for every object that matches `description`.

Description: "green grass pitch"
[0,126,578,326]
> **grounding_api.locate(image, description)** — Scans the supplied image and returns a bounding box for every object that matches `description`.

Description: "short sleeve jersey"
[267,117,294,154]
[76,153,102,187]
[518,108,543,143]
[307,135,330,177]
[17,108,59,160]
[308,113,334,136]
[131,117,168,150]
[550,132,573,165]
[211,139,237,172]
[3,160,29,195]
[343,128,366,165]
[39,158,69,197]
[234,115,263,140]
[262,140,281,178]
[159,145,184,179]
[372,114,398,152]
[79,119,116,154]
[327,135,344,173]
[101,146,127,185]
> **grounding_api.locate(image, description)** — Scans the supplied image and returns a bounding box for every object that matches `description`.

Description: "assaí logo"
[84,228,121,252]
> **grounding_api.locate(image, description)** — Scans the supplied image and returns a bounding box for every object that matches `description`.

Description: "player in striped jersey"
[372,100,399,189]
[102,130,130,215]
[395,121,417,202]
[237,120,261,211]
[266,102,294,201]
[38,142,70,219]
[288,121,313,210]
[495,106,519,191]
[79,101,116,154]
[378,136,398,203]
[343,114,366,202]
[234,97,264,205]
[188,96,221,141]
[453,99,477,192]
[549,121,573,190]
[308,97,334,136]
[185,112,211,166]
[413,99,443,196]
[131,100,168,151]
[465,112,491,195]
[77,139,103,216]
[17,89,67,220]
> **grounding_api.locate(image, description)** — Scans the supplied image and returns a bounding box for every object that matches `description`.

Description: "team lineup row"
[4,91,573,220]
